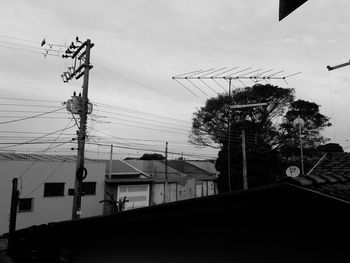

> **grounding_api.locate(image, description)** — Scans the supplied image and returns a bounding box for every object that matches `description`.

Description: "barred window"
[44,183,65,197]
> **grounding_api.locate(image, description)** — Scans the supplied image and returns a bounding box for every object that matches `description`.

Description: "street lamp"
[293,116,305,176]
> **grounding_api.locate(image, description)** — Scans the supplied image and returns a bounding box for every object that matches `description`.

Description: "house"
[103,160,153,212]
[9,183,350,263]
[281,152,350,201]
[0,153,105,235]
[102,159,217,213]
[167,160,217,197]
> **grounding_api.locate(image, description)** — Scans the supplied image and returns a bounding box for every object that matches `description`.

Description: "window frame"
[43,182,65,197]
[18,198,34,213]
[82,182,97,196]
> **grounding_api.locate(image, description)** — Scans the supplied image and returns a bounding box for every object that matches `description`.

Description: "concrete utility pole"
[241,130,248,190]
[61,38,94,220]
[72,39,92,220]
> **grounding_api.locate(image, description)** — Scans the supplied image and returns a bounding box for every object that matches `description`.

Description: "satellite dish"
[286,166,300,178]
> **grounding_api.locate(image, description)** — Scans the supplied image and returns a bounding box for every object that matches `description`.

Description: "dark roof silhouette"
[282,152,350,201]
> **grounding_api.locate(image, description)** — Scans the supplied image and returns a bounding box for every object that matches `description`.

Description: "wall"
[0,159,105,235]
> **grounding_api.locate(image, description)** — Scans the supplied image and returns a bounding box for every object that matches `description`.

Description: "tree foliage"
[279,100,331,151]
[190,84,332,192]
[140,153,165,160]
[190,84,294,148]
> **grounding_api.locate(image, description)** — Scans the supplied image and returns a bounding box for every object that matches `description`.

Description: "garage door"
[117,184,150,210]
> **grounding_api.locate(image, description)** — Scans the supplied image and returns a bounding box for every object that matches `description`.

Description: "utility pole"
[61,38,94,220]
[109,144,113,178]
[241,130,248,190]
[227,79,232,192]
[8,178,19,257]
[164,141,168,203]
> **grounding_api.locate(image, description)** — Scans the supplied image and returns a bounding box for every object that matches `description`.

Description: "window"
[44,183,65,197]
[82,182,96,195]
[18,198,33,212]
[119,185,149,193]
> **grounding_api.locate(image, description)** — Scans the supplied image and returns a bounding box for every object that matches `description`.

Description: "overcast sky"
[0,0,349,159]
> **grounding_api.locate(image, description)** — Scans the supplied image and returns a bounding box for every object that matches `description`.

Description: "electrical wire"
[94,109,190,129]
[0,40,63,53]
[86,141,216,159]
[0,124,75,150]
[0,103,60,108]
[0,35,40,44]
[87,126,218,157]
[94,101,191,124]
[22,160,68,198]
[0,107,65,125]
[17,119,74,180]
[0,97,61,103]
[93,63,165,96]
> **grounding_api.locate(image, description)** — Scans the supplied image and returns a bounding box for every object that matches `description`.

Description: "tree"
[190,84,294,148]
[279,100,331,152]
[190,84,331,193]
[140,153,165,160]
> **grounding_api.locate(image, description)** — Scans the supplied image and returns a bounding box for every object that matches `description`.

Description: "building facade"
[103,159,217,214]
[0,153,105,235]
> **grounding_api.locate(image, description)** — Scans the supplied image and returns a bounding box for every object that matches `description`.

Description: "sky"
[0,0,350,160]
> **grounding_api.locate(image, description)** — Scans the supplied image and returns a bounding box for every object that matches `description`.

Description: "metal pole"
[109,144,113,178]
[72,39,91,220]
[242,130,248,190]
[8,178,19,256]
[227,79,232,192]
[299,124,304,176]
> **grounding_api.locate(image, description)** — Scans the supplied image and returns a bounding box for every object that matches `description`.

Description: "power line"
[87,142,216,160]
[94,109,190,128]
[0,103,60,108]
[23,161,68,198]
[94,102,191,124]
[0,97,61,103]
[0,123,75,150]
[0,35,40,44]
[93,63,165,96]
[0,40,63,53]
[0,107,65,125]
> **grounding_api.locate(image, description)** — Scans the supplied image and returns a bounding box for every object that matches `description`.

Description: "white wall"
[0,159,105,235]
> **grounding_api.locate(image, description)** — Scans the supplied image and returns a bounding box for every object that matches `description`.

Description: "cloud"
[303,36,318,45]
[265,38,297,45]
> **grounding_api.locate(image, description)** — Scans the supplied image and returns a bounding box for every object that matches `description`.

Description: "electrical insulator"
[87,103,93,114]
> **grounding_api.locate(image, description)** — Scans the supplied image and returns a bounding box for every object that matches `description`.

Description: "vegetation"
[190,84,332,192]
[140,153,165,160]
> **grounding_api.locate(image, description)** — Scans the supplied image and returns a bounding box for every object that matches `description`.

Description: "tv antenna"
[172,67,301,97]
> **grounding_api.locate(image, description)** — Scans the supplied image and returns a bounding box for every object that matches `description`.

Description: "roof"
[0,152,98,162]
[11,183,350,262]
[102,159,150,177]
[186,160,218,175]
[167,160,217,180]
[281,152,350,201]
[124,160,187,181]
